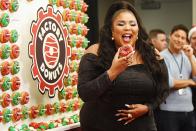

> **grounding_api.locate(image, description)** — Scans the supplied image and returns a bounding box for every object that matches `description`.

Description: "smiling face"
[111,10,139,49]
[169,29,187,52]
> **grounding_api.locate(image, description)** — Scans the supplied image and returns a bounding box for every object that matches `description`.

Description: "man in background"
[149,29,168,131]
[149,29,167,51]
[159,24,196,131]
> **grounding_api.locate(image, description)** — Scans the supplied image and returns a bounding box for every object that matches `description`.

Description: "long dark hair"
[98,1,168,101]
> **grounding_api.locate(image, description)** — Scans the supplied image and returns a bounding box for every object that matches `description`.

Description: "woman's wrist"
[107,69,117,81]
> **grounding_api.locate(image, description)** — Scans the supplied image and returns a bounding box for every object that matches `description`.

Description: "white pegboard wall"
[0,0,88,130]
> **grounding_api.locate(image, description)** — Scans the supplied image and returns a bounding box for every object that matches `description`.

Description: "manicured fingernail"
[115,114,120,116]
[125,104,129,107]
[124,122,128,125]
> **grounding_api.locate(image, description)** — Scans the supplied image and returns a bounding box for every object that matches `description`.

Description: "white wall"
[98,0,192,35]
[135,0,192,34]
[0,1,79,130]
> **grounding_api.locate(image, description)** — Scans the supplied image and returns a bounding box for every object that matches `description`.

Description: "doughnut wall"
[0,0,89,130]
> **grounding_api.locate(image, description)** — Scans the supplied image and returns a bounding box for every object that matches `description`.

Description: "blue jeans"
[157,110,196,131]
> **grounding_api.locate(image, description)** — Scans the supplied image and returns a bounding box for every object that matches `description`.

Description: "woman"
[77,1,169,131]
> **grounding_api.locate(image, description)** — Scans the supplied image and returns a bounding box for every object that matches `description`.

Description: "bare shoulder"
[84,43,99,56]
[155,48,164,60]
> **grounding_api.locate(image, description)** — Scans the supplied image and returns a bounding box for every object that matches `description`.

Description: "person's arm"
[183,45,196,77]
[78,44,131,102]
[172,79,196,89]
[162,53,196,89]
[171,55,196,89]
[77,44,113,102]
[181,46,196,87]
[77,54,113,102]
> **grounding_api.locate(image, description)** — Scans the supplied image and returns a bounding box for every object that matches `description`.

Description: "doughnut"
[0,29,10,43]
[3,108,11,123]
[1,93,11,107]
[1,44,10,59]
[12,107,21,121]
[9,0,19,12]
[10,61,20,75]
[0,0,10,10]
[20,91,29,105]
[1,76,11,91]
[0,13,10,27]
[10,29,18,43]
[10,44,20,59]
[11,76,20,91]
[11,92,21,106]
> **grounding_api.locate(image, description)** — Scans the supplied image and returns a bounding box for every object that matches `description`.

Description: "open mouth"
[122,34,132,42]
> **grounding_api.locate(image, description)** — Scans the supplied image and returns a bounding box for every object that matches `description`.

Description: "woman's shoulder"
[84,43,99,56]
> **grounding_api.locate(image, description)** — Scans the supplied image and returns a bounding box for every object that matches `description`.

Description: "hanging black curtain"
[85,0,99,47]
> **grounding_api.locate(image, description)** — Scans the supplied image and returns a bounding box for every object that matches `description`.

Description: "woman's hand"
[107,49,134,81]
[116,104,149,125]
